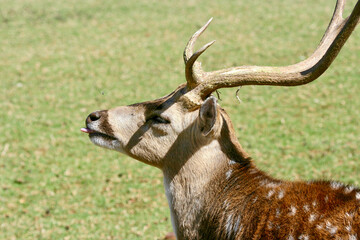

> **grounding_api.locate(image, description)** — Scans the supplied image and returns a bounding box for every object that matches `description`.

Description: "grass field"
[1,0,359,239]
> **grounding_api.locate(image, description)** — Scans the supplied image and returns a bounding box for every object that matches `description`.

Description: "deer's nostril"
[86,111,103,124]
[90,112,101,121]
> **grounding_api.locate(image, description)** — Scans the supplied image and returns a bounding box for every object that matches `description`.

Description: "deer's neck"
[162,135,262,239]
[162,139,226,239]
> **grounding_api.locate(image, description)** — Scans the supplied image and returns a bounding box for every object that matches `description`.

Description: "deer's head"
[82,1,360,170]
[82,84,224,169]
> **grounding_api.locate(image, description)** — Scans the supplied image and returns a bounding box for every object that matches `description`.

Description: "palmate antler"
[184,0,360,104]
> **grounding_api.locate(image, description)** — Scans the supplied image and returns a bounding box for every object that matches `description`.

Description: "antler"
[184,0,360,101]
[184,18,216,89]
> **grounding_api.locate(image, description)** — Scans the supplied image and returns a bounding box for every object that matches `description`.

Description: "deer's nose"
[86,110,105,124]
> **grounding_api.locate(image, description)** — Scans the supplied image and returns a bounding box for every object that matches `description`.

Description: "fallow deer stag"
[82,1,360,239]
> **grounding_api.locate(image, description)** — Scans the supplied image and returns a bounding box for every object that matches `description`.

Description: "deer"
[81,0,360,239]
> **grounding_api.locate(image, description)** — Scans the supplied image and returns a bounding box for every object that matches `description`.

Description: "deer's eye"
[147,115,170,124]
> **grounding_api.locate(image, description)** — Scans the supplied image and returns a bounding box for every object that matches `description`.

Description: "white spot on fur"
[259,179,272,187]
[312,200,317,207]
[287,234,295,240]
[346,212,354,218]
[239,224,244,233]
[345,186,355,194]
[223,200,230,209]
[267,221,273,229]
[266,182,281,188]
[259,179,270,186]
[278,190,285,199]
[289,206,297,216]
[324,195,329,202]
[252,197,258,203]
[275,208,281,218]
[330,181,343,190]
[299,234,309,240]
[229,160,237,165]
[234,215,241,233]
[309,214,317,222]
[356,192,360,200]
[226,214,233,238]
[267,190,275,199]
[226,169,233,180]
[249,168,258,174]
[345,225,352,232]
[303,204,310,212]
[316,224,323,230]
[325,221,337,235]
[349,234,357,240]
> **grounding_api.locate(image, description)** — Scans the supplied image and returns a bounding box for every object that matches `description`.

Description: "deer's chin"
[89,132,124,153]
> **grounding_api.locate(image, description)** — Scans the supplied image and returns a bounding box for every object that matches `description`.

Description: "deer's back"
[201,175,360,240]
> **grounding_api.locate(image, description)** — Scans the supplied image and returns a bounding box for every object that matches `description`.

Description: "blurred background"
[1,0,359,239]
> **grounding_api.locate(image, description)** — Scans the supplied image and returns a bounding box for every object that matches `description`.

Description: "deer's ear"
[199,96,219,137]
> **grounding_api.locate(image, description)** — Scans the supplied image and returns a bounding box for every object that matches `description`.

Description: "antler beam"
[184,0,360,100]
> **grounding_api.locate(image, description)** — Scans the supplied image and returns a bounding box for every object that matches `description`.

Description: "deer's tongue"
[81,128,95,133]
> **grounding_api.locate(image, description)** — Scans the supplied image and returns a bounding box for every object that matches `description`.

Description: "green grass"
[1,0,359,239]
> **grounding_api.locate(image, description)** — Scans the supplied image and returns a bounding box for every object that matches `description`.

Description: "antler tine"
[187,0,360,100]
[185,40,216,89]
[318,0,346,47]
[335,0,346,19]
[183,18,213,63]
[183,18,215,89]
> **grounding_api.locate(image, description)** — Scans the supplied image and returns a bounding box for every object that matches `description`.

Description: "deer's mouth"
[81,128,117,141]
